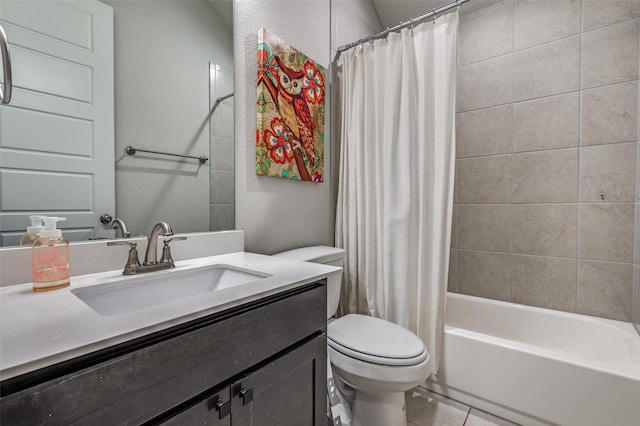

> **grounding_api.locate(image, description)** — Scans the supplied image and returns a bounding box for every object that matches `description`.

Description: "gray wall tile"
[583,0,640,32]
[637,202,640,266]
[209,64,216,101]
[582,18,639,89]
[458,204,512,252]
[455,0,639,321]
[512,204,577,257]
[457,105,513,158]
[210,204,235,231]
[211,136,235,172]
[513,36,580,101]
[459,0,514,66]
[458,250,512,301]
[581,81,638,146]
[633,265,640,332]
[579,142,637,203]
[578,203,635,262]
[457,155,512,203]
[451,204,459,249]
[513,92,579,152]
[215,68,234,105]
[512,148,578,203]
[459,55,513,111]
[448,249,458,293]
[577,260,633,321]
[512,254,577,312]
[210,170,235,204]
[211,102,234,138]
[514,0,580,50]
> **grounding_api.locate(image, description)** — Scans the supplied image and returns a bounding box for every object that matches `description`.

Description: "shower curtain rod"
[336,0,470,57]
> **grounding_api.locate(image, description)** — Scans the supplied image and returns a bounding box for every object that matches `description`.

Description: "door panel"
[0,0,114,245]
[1,107,93,155]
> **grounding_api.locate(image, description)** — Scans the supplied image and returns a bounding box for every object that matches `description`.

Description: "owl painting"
[257,28,325,182]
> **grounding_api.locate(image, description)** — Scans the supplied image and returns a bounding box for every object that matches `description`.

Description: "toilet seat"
[327,314,428,366]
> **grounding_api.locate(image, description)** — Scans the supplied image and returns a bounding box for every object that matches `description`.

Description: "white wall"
[234,0,332,254]
[104,0,233,237]
[331,0,382,54]
[234,0,382,254]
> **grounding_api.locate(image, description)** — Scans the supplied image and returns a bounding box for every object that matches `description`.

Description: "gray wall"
[234,0,332,254]
[105,0,233,237]
[449,0,640,322]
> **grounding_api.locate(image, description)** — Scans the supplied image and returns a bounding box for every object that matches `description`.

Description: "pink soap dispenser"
[20,215,47,246]
[32,217,70,292]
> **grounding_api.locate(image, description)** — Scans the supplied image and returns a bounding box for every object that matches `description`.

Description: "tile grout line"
[459,78,639,116]
[456,247,635,266]
[575,0,583,314]
[462,408,471,426]
[634,1,640,326]
[456,137,639,161]
[509,0,515,303]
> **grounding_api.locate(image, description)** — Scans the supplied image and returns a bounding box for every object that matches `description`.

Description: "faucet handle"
[162,236,187,244]
[159,237,187,267]
[107,241,133,247]
[107,241,141,275]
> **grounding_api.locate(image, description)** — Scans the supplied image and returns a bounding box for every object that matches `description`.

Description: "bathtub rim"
[443,292,640,380]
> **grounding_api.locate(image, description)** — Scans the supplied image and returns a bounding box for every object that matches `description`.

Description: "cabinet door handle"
[239,388,254,405]
[208,397,231,420]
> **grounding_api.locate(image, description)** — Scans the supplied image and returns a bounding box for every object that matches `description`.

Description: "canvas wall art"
[257,28,325,182]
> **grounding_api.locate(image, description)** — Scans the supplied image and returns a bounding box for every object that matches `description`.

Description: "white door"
[0,0,114,245]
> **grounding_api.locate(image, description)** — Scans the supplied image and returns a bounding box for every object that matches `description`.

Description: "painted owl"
[274,56,316,163]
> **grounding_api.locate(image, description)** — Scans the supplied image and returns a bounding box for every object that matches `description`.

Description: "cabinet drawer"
[0,283,326,425]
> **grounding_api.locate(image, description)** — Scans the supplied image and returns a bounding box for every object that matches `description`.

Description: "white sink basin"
[71,265,269,316]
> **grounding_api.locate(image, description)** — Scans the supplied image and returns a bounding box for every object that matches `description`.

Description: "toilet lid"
[327,314,428,366]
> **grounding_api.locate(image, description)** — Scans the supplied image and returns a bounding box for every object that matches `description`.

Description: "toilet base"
[351,389,407,426]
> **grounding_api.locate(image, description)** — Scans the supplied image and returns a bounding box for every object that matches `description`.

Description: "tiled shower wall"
[210,63,235,231]
[448,0,640,322]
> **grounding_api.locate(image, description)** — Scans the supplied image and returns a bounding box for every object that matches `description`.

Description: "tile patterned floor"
[405,388,520,426]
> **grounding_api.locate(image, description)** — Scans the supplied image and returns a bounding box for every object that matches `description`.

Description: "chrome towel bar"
[125,146,208,164]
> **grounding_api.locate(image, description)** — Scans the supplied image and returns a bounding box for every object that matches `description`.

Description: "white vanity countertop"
[0,252,341,380]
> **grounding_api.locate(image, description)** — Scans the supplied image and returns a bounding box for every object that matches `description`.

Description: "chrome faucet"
[108,221,187,275]
[144,222,173,266]
[110,218,131,238]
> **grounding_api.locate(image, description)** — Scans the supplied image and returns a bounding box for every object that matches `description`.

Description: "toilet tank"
[272,246,344,319]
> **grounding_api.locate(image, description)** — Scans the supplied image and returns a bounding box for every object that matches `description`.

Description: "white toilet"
[273,246,431,426]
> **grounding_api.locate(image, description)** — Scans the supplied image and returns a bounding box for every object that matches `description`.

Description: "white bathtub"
[426,293,640,426]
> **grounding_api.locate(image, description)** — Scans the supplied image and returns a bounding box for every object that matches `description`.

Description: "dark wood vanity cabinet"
[0,282,327,426]
[161,334,325,426]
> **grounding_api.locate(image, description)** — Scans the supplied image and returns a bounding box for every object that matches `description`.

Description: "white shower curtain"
[335,11,458,374]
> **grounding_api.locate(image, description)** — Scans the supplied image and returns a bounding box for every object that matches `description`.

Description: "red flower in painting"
[302,60,324,104]
[263,117,294,164]
[258,44,278,85]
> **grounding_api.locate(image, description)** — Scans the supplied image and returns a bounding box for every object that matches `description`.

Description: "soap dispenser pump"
[32,217,70,292]
[20,215,47,246]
